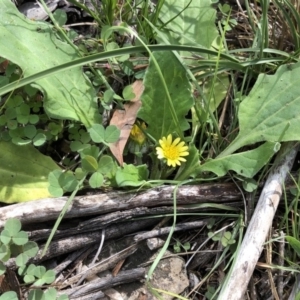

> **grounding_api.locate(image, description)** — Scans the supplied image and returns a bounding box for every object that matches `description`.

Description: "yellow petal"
[166,134,173,145]
[172,137,181,146]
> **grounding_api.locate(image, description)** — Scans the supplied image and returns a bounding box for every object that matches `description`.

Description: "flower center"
[164,146,179,160]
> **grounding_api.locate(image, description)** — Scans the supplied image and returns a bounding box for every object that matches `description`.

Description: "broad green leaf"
[115,164,149,187]
[286,236,300,257]
[0,141,60,203]
[221,62,300,156]
[0,0,100,127]
[198,142,277,178]
[139,51,194,139]
[159,0,219,57]
[198,73,230,122]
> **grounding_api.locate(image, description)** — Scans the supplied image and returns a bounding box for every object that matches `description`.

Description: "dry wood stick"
[60,244,138,289]
[61,268,146,298]
[5,219,157,268]
[218,142,298,300]
[0,183,241,227]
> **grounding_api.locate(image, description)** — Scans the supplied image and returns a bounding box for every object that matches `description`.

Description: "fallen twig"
[218,142,299,299]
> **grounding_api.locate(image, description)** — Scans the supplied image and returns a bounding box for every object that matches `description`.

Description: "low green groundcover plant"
[1,0,300,297]
[0,218,68,300]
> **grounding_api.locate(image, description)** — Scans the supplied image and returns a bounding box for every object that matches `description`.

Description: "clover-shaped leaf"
[58,294,69,300]
[104,125,120,143]
[33,265,46,278]
[0,291,18,300]
[80,145,99,159]
[24,273,35,283]
[89,172,104,188]
[98,155,116,175]
[0,244,11,262]
[33,133,47,146]
[45,288,69,300]
[88,124,105,143]
[18,263,34,276]
[1,219,28,245]
[23,241,39,258]
[208,231,221,242]
[48,170,64,197]
[12,231,28,246]
[34,269,55,286]
[115,164,148,187]
[0,230,13,245]
[16,252,30,267]
[28,289,44,300]
[58,172,78,192]
[81,155,98,173]
[4,218,21,235]
[221,231,236,247]
[15,242,38,267]
[44,288,57,299]
[88,124,120,145]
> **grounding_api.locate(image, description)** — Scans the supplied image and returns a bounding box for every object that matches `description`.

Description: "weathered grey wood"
[134,220,208,242]
[61,244,138,288]
[0,183,241,228]
[27,207,229,242]
[70,290,106,300]
[6,219,158,268]
[218,142,298,300]
[61,268,146,298]
[54,245,96,275]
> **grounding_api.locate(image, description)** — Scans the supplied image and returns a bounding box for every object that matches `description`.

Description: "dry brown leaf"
[109,80,144,165]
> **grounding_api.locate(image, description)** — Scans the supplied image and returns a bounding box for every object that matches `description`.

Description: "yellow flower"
[156,134,189,167]
[130,121,147,145]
